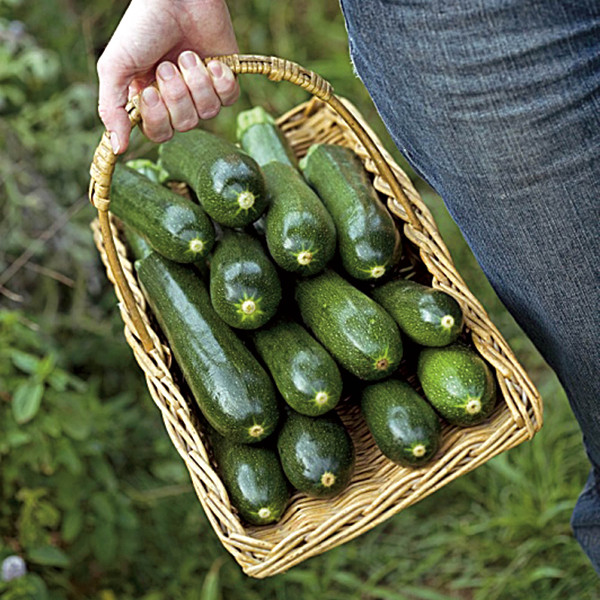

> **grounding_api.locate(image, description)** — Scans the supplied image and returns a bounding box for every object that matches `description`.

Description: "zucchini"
[295,270,403,380]
[236,106,298,168]
[361,379,441,466]
[123,224,209,279]
[211,433,290,525]
[123,224,153,261]
[277,410,355,498]
[136,253,279,443]
[110,164,215,263]
[252,319,343,416]
[300,144,400,280]
[417,344,497,426]
[159,129,268,227]
[372,279,464,347]
[263,162,337,276]
[209,230,282,329]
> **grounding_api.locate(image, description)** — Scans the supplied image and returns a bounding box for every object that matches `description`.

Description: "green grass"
[1,0,598,598]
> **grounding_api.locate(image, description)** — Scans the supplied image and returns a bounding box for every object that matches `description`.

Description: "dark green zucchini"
[123,224,153,261]
[158,129,267,227]
[136,253,279,443]
[211,433,290,525]
[300,143,400,280]
[263,162,337,276]
[417,344,497,426]
[372,279,464,347]
[236,106,298,168]
[209,230,281,329]
[123,220,210,280]
[110,164,215,263]
[252,319,342,416]
[277,411,355,498]
[361,379,441,466]
[295,270,403,380]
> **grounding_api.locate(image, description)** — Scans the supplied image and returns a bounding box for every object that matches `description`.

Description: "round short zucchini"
[209,230,282,329]
[277,411,355,498]
[417,344,497,426]
[295,270,403,380]
[253,319,343,416]
[211,433,290,526]
[361,379,441,466]
[372,279,464,347]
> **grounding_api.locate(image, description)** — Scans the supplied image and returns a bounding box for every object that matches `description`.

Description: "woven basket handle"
[89,53,418,353]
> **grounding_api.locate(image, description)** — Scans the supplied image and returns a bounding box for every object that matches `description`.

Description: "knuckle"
[96,56,108,76]
[189,71,212,89]
[140,110,170,137]
[176,115,199,132]
[221,87,240,107]
[150,130,174,144]
[164,85,189,104]
[216,76,237,96]
[200,104,221,120]
[97,104,110,120]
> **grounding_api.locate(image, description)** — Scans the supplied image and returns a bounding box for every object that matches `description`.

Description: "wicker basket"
[89,55,543,578]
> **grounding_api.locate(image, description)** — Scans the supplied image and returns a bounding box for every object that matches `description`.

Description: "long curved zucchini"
[136,253,280,443]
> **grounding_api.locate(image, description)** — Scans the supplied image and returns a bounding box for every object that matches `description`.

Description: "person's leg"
[339,0,600,571]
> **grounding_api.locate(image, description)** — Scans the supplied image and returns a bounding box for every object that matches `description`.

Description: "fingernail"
[207,60,223,79]
[180,51,198,70]
[157,61,176,80]
[142,86,160,107]
[110,131,120,154]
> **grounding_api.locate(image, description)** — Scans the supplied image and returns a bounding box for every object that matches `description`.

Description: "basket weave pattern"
[90,61,542,578]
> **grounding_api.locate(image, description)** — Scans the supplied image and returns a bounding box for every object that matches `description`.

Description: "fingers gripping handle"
[89,54,418,353]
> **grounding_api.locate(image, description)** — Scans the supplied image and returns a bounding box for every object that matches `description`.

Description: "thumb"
[97,55,134,155]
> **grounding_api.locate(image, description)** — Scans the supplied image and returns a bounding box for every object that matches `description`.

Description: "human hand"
[97,0,240,154]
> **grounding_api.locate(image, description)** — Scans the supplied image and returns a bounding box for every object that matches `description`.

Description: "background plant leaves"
[28,545,70,568]
[12,380,44,424]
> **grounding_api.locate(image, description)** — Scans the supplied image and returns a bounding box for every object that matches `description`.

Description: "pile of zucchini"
[112,107,497,526]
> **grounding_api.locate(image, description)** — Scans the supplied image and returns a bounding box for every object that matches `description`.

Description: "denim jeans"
[339,0,600,572]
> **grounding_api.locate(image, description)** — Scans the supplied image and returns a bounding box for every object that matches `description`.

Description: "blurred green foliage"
[0,0,598,598]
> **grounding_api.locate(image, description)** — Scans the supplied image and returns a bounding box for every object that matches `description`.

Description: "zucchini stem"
[241,299,257,315]
[314,391,329,406]
[237,190,256,210]
[189,238,205,254]
[370,265,386,279]
[257,507,272,520]
[465,398,482,415]
[248,424,265,438]
[441,315,455,329]
[321,472,336,488]
[297,250,313,266]
[412,444,427,458]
